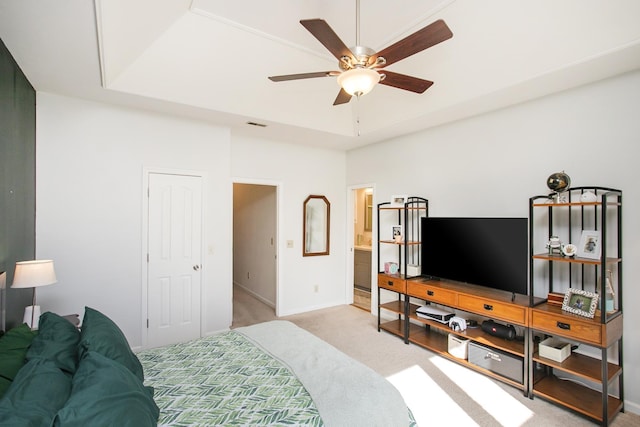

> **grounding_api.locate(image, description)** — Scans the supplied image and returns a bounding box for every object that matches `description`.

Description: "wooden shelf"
[378,272,406,280]
[407,312,525,357]
[379,319,406,339]
[408,326,525,390]
[379,239,421,245]
[379,300,404,315]
[379,206,427,211]
[532,253,621,266]
[533,352,622,384]
[532,201,621,208]
[533,375,623,423]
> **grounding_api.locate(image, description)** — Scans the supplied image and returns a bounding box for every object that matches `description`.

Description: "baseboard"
[277,300,347,317]
[234,282,275,308]
[625,400,640,415]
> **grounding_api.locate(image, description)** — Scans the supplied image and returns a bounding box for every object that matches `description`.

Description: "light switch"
[287,240,294,248]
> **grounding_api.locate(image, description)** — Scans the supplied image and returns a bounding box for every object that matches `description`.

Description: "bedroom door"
[147,172,203,348]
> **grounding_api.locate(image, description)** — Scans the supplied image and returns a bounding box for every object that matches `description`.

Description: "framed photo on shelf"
[391,225,402,243]
[390,195,408,207]
[561,288,599,318]
[577,230,601,259]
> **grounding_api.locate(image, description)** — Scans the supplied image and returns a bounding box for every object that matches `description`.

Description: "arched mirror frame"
[303,195,330,257]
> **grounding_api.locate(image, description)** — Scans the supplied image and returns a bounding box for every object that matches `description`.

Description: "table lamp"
[11,260,57,329]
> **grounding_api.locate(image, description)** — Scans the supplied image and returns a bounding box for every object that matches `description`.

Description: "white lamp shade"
[337,68,381,96]
[12,260,57,289]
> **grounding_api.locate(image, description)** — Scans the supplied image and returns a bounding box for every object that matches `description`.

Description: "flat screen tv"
[420,217,528,296]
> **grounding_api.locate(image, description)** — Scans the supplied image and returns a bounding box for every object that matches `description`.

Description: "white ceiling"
[1,0,639,151]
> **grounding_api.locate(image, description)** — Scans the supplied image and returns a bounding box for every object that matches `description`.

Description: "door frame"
[141,167,207,349]
[346,183,376,312]
[231,177,282,317]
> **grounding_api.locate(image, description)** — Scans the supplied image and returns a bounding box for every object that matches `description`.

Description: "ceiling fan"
[268,1,453,106]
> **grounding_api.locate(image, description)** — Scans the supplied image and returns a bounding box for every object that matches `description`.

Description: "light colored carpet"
[232,285,639,427]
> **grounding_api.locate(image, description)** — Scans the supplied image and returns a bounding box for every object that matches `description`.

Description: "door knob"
[193,265,200,271]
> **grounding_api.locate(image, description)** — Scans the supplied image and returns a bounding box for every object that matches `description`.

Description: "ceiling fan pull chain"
[356,95,361,137]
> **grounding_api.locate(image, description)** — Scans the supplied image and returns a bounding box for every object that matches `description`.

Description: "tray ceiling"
[1,0,639,150]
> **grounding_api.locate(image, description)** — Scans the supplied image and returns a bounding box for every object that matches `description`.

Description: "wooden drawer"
[531,309,601,345]
[406,281,456,306]
[377,274,406,293]
[458,294,526,325]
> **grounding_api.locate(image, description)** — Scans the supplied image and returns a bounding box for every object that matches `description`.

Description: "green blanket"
[139,321,414,426]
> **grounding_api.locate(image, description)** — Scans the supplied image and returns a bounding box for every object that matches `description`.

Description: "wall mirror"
[364,193,373,231]
[303,195,330,256]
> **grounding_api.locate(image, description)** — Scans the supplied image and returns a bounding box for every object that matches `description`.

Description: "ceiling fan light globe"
[337,68,380,96]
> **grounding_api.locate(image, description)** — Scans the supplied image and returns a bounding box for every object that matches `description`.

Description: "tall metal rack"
[376,197,428,343]
[528,186,623,426]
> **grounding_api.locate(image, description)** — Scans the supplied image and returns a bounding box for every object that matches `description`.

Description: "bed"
[0,307,415,426]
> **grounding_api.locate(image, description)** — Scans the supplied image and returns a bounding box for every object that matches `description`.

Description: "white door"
[147,173,202,348]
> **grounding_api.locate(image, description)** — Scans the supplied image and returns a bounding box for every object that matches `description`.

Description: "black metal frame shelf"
[376,197,428,343]
[528,186,623,426]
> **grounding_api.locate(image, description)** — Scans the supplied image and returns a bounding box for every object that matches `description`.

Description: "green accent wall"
[0,37,36,330]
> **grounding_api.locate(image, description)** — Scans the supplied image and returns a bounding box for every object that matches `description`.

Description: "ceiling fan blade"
[300,19,353,61]
[374,19,453,67]
[268,71,336,82]
[379,71,433,93]
[333,88,352,105]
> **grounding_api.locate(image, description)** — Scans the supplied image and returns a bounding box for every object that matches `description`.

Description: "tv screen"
[420,217,528,296]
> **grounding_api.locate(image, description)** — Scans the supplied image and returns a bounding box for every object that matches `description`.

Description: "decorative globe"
[547,172,571,193]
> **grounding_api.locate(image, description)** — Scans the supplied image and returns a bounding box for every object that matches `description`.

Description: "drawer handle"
[557,321,571,330]
[483,304,493,311]
[387,281,394,287]
[484,352,502,362]
[427,290,434,296]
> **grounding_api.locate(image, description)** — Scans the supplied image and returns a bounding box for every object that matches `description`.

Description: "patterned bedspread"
[138,331,323,426]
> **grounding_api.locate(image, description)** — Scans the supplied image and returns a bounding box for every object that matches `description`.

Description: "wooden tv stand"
[378,274,539,394]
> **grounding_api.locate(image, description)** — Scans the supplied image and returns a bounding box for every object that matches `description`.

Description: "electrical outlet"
[287,240,294,248]
[314,285,319,293]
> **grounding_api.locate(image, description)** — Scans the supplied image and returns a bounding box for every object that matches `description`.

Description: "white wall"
[346,70,640,412]
[231,135,347,316]
[34,94,349,347]
[35,93,233,345]
[32,69,638,411]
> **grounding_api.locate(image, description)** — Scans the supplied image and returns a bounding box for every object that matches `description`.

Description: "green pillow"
[53,351,159,427]
[0,359,72,426]
[78,307,144,380]
[0,324,37,398]
[26,312,80,374]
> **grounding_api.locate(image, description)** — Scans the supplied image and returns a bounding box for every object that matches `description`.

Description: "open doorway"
[351,186,374,311]
[232,183,277,327]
